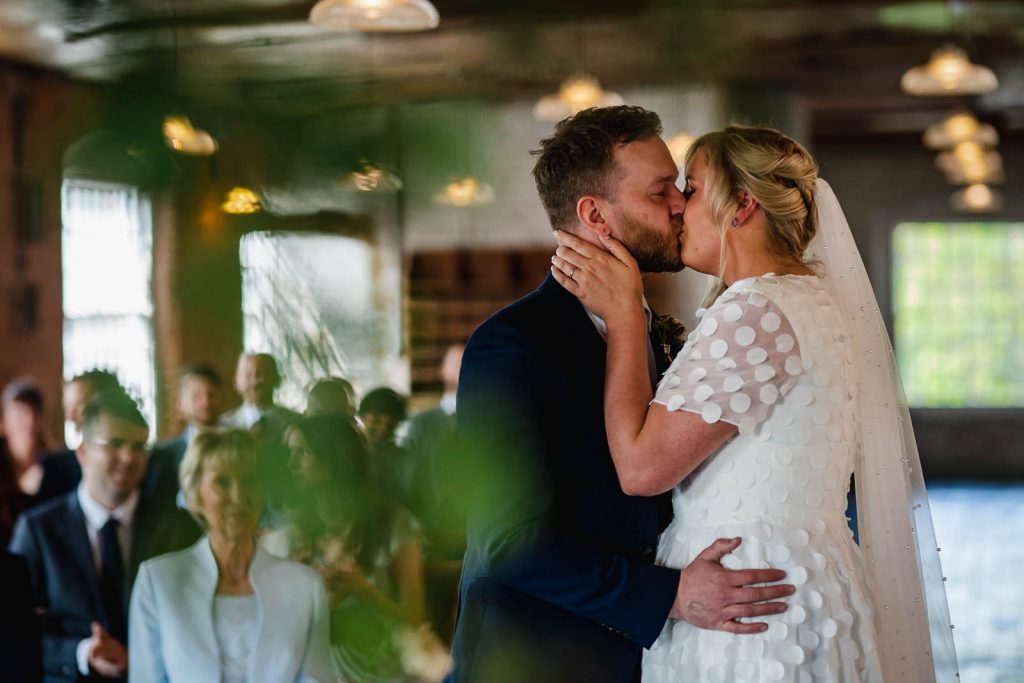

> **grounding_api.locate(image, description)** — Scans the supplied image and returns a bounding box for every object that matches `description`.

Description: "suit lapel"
[65,495,104,618]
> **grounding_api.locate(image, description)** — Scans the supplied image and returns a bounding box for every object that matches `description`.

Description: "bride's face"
[680,149,724,275]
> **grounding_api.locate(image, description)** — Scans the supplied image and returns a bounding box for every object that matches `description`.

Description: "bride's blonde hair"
[685,125,819,307]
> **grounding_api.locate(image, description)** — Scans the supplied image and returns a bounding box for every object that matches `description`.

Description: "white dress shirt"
[75,484,139,673]
[583,298,660,388]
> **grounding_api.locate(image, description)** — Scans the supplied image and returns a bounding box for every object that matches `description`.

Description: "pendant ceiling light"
[339,160,404,193]
[951,183,1003,213]
[534,74,624,122]
[163,116,218,156]
[901,45,998,96]
[221,186,261,214]
[935,142,1003,185]
[432,177,494,207]
[309,0,439,32]
[667,133,696,168]
[924,111,998,150]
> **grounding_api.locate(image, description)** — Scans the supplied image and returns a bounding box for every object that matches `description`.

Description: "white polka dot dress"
[644,274,884,683]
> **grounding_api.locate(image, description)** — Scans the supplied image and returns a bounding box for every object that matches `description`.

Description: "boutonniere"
[652,314,687,364]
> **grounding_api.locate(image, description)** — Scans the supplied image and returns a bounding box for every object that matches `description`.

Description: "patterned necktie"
[99,517,127,643]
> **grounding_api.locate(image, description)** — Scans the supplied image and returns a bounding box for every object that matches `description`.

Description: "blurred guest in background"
[129,429,333,683]
[144,364,224,509]
[1,379,75,546]
[305,377,357,420]
[0,550,42,683]
[402,344,468,644]
[9,391,200,683]
[62,371,123,449]
[266,415,448,683]
[359,387,415,508]
[220,353,298,439]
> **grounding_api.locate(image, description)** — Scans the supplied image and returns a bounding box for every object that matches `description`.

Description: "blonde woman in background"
[129,429,334,683]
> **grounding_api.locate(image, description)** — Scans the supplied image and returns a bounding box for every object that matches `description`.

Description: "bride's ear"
[576,195,611,238]
[732,191,759,228]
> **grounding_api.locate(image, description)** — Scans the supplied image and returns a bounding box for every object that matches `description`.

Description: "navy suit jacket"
[141,432,189,511]
[449,275,681,683]
[8,490,201,683]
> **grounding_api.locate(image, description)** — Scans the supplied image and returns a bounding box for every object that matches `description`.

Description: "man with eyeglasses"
[8,391,200,683]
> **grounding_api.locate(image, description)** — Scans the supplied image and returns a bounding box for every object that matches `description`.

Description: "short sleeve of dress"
[652,290,803,433]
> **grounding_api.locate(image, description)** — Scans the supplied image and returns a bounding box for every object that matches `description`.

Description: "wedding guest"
[358,387,415,507]
[306,377,357,419]
[9,391,200,683]
[0,379,76,546]
[265,415,447,683]
[62,370,123,447]
[144,364,224,509]
[129,429,333,683]
[220,353,299,439]
[402,344,467,643]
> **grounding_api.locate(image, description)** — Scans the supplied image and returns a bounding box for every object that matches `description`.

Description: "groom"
[450,106,793,683]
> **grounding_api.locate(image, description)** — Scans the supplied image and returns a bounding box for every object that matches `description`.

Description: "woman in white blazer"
[128,430,335,683]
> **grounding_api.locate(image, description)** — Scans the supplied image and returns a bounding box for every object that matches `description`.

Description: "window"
[61,179,155,442]
[892,221,1024,407]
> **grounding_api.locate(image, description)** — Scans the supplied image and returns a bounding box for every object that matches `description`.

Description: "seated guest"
[9,391,200,683]
[266,415,448,683]
[305,377,357,419]
[129,430,333,683]
[220,353,299,439]
[144,364,224,509]
[0,550,42,683]
[358,387,416,508]
[1,379,74,546]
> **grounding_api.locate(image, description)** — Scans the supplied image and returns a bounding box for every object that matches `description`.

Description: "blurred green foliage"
[893,222,1024,407]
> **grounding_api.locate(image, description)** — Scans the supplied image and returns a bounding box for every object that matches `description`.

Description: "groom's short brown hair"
[531,105,663,232]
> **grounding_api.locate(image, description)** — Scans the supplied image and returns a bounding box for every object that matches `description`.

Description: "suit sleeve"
[128,564,169,683]
[458,318,679,647]
[8,516,82,680]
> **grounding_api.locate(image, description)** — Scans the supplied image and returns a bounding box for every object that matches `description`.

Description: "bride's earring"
[730,218,740,228]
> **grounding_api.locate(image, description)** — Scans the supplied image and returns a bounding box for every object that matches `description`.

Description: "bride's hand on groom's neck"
[551,230,643,322]
[670,537,795,634]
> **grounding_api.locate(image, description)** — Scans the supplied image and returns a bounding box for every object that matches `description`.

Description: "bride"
[550,125,957,682]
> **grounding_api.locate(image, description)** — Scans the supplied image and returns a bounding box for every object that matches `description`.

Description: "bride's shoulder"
[721,273,823,306]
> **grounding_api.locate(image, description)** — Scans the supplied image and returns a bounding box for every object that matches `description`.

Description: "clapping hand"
[671,538,795,634]
[86,622,128,678]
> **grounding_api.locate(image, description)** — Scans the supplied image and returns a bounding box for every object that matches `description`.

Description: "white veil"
[806,179,959,681]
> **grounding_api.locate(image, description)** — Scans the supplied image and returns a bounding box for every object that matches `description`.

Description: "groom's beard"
[617,213,685,274]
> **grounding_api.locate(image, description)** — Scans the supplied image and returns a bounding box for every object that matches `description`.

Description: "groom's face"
[604,138,687,273]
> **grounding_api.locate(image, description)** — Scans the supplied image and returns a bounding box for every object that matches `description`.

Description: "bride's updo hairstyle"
[685,125,818,305]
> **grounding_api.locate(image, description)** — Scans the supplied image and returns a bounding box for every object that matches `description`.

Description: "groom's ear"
[576,195,611,237]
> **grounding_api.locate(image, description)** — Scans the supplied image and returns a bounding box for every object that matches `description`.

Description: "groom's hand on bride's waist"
[669,537,794,634]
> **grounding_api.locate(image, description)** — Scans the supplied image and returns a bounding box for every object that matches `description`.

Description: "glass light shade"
[924,111,998,149]
[339,160,403,193]
[432,177,494,207]
[951,184,1003,212]
[667,133,696,167]
[162,116,218,156]
[221,187,261,214]
[309,0,439,32]
[936,147,1003,185]
[533,74,624,122]
[901,45,998,96]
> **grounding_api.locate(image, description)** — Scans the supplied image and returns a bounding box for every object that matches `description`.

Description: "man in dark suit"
[144,364,223,509]
[9,391,200,683]
[449,107,792,683]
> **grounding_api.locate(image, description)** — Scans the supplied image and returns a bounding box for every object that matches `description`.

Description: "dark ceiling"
[2,0,1023,136]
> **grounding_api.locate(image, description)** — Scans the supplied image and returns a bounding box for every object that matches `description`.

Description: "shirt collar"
[583,297,653,341]
[77,483,140,530]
